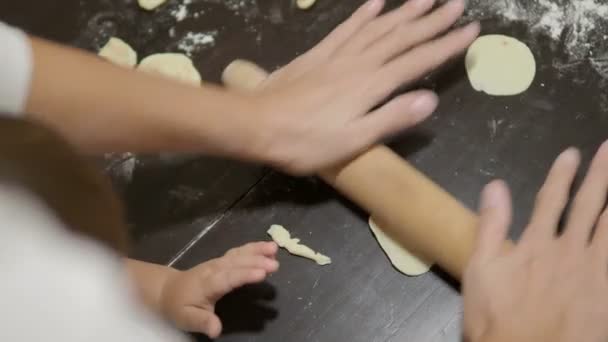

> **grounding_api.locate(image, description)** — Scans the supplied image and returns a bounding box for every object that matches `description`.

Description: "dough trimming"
[267,225,331,266]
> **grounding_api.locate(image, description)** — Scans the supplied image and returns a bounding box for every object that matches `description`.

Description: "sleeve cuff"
[0,22,32,117]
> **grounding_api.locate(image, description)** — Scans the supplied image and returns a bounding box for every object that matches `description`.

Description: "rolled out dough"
[137,53,202,86]
[465,34,536,96]
[296,0,317,10]
[98,37,137,68]
[368,217,432,277]
[138,0,167,10]
[267,225,331,266]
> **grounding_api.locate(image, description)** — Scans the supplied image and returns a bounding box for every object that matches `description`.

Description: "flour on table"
[171,0,192,22]
[98,37,138,68]
[267,225,331,266]
[368,218,431,277]
[177,31,218,57]
[463,0,608,77]
[137,53,202,85]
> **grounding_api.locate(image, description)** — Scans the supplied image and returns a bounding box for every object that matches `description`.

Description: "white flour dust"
[464,0,608,77]
[177,30,218,56]
[171,0,192,22]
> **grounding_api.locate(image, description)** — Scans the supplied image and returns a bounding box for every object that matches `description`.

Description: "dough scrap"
[267,225,331,266]
[296,0,317,10]
[139,0,167,10]
[137,53,202,86]
[98,37,138,68]
[465,34,536,96]
[368,217,432,277]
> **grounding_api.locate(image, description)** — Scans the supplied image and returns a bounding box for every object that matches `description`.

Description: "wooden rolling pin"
[223,60,503,280]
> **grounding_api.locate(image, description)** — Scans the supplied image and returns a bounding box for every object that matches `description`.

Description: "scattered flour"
[464,0,608,77]
[177,31,218,56]
[171,0,192,22]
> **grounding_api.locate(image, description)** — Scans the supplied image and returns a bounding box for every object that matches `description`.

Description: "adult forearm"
[25,37,268,161]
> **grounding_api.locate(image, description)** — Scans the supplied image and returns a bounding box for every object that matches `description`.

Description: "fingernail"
[481,181,503,209]
[367,0,383,11]
[463,21,481,35]
[559,147,580,164]
[411,93,438,119]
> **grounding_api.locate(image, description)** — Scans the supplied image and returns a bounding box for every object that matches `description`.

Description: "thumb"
[473,180,512,264]
[177,307,223,338]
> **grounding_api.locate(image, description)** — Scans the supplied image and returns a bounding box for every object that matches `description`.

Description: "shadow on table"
[194,282,278,341]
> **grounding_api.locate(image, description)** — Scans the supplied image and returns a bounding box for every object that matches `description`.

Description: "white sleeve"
[0,184,190,342]
[0,22,32,116]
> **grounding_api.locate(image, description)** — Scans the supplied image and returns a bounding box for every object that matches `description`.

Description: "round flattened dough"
[137,53,202,86]
[465,35,536,96]
[98,37,137,68]
[138,0,167,10]
[368,217,432,277]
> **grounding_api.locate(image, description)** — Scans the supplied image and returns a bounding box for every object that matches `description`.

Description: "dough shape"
[139,0,167,10]
[267,225,331,266]
[296,0,317,10]
[368,217,432,277]
[137,53,201,86]
[465,34,536,96]
[98,37,138,68]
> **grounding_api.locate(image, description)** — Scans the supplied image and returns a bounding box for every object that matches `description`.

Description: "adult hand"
[463,142,608,342]
[159,242,279,338]
[252,0,479,174]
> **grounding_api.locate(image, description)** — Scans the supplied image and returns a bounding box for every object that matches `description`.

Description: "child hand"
[159,242,279,338]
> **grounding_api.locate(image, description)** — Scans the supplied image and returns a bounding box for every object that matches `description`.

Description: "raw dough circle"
[137,53,202,86]
[465,34,536,96]
[368,217,432,277]
[98,37,137,68]
[297,0,317,10]
[138,0,167,10]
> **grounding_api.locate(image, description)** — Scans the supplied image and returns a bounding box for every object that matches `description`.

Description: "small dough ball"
[138,53,202,86]
[98,37,137,68]
[369,217,432,277]
[138,0,167,10]
[296,0,317,10]
[465,34,536,96]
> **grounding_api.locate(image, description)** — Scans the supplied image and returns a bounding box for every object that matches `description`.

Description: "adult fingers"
[371,22,479,104]
[563,141,608,246]
[471,180,512,264]
[338,0,436,56]
[309,0,385,59]
[590,208,608,262]
[350,90,437,145]
[175,307,223,338]
[366,0,465,64]
[519,148,580,248]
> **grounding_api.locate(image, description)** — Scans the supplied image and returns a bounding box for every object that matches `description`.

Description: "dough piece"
[296,0,317,10]
[267,225,331,266]
[138,0,167,10]
[465,34,536,96]
[368,217,432,276]
[98,37,137,68]
[137,53,201,86]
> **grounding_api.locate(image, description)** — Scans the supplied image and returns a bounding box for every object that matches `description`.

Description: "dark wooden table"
[3,0,607,341]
